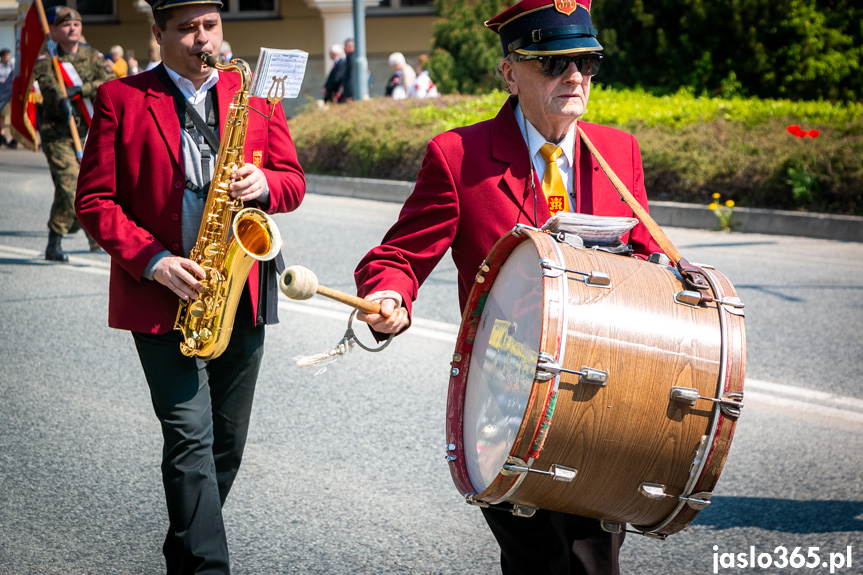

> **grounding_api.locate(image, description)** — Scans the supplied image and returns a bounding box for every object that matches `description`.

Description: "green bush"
[288,89,863,216]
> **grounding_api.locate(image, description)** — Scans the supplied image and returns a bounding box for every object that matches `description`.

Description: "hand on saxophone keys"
[229,163,268,202]
[152,256,206,301]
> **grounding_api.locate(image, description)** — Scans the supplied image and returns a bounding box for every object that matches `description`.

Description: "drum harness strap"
[577,126,713,297]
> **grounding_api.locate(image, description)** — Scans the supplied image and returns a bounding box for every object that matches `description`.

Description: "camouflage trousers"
[43,138,81,236]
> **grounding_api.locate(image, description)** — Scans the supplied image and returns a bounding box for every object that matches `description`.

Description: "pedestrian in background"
[219,40,232,63]
[341,37,355,102]
[145,41,161,71]
[108,45,128,78]
[33,6,109,261]
[408,54,439,99]
[322,43,346,103]
[385,51,415,100]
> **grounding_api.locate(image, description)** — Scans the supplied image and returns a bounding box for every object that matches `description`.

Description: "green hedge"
[288,88,863,216]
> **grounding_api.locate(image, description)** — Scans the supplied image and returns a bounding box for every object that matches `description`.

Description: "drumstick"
[279,265,382,315]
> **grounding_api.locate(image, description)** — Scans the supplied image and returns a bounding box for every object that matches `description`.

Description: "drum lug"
[536,353,608,386]
[639,482,668,500]
[670,386,745,418]
[675,290,704,307]
[600,520,623,534]
[511,504,537,518]
[553,232,585,249]
[585,271,612,288]
[648,252,670,266]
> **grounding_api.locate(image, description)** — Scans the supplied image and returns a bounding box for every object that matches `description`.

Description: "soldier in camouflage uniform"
[34,6,110,261]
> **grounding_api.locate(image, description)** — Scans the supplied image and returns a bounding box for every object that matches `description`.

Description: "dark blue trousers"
[133,293,264,575]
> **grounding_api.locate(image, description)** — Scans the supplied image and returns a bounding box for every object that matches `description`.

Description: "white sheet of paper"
[251,48,308,100]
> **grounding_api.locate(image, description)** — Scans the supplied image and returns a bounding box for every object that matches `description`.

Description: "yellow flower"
[725,200,735,207]
[708,202,718,211]
[712,193,721,199]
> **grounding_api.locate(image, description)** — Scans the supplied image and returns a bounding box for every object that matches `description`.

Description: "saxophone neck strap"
[576,125,710,291]
[155,64,220,152]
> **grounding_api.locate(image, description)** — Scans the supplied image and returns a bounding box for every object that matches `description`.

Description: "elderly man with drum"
[356,0,663,573]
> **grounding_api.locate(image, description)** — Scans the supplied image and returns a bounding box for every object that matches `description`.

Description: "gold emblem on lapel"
[252,150,263,168]
[554,0,577,16]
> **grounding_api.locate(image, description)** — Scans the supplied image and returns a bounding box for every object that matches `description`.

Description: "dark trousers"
[481,508,625,575]
[132,293,264,575]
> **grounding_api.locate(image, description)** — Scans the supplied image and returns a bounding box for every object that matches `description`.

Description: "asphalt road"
[1,148,861,574]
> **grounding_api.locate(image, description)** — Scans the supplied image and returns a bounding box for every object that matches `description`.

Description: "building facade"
[0,0,437,116]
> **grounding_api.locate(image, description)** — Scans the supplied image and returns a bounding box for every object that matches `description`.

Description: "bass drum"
[445,226,745,537]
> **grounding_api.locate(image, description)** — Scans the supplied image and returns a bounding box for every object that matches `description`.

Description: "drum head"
[463,241,544,493]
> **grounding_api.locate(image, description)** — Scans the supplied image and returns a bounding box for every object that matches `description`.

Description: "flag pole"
[34,0,84,162]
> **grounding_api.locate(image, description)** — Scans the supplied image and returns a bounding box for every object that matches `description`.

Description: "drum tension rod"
[639,483,712,511]
[536,353,608,386]
[670,387,745,418]
[675,290,746,310]
[539,259,611,288]
[502,462,578,483]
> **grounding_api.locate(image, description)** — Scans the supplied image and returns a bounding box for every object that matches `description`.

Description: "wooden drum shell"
[446,226,745,536]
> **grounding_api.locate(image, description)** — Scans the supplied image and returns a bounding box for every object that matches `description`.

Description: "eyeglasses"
[515,53,603,78]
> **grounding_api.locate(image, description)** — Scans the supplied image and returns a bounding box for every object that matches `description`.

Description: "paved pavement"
[1,148,862,575]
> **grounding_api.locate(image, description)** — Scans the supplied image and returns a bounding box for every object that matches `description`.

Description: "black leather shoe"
[45,230,69,262]
[7,139,18,150]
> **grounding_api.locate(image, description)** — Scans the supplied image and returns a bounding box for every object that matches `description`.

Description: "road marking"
[4,242,860,424]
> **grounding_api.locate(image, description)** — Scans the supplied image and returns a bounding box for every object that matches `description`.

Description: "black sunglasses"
[515,53,603,78]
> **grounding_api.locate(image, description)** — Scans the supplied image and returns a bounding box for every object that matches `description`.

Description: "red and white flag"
[10,0,46,151]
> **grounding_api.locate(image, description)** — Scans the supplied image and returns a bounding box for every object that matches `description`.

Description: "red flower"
[787,124,803,136]
[808,130,820,138]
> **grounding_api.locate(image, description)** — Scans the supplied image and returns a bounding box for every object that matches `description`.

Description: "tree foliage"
[426,0,862,101]
[426,0,515,94]
[592,0,863,101]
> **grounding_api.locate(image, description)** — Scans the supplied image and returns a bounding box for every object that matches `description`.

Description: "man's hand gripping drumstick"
[279,265,410,333]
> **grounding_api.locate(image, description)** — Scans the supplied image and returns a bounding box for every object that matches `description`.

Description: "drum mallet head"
[280,265,318,300]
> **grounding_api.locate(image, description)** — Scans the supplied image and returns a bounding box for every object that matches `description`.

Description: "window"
[42,0,117,23]
[221,0,279,20]
[369,0,435,16]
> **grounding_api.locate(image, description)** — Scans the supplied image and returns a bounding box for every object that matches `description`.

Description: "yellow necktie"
[539,143,570,214]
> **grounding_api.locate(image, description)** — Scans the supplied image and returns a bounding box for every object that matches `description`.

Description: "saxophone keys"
[199,328,213,342]
[189,300,206,318]
[204,245,220,258]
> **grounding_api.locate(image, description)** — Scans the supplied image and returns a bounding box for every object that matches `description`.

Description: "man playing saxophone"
[75,0,305,572]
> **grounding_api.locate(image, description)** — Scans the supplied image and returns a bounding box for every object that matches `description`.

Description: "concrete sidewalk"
[2,148,859,242]
[306,173,863,243]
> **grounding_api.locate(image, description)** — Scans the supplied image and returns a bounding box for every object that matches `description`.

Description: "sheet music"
[251,48,308,100]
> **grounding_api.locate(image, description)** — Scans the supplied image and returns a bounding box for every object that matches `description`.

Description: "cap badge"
[554,0,577,16]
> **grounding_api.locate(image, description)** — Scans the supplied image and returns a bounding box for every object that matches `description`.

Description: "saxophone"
[174,52,283,360]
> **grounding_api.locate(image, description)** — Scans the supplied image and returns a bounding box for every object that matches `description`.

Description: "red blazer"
[75,67,305,334]
[355,97,661,318]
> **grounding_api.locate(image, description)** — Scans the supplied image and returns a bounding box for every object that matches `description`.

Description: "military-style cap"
[46,6,82,25]
[145,0,223,10]
[485,0,602,56]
